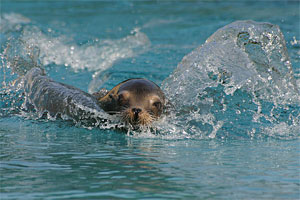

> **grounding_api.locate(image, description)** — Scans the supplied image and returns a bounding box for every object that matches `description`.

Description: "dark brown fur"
[96,79,165,127]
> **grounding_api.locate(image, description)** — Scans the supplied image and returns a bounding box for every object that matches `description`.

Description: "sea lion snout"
[132,108,142,121]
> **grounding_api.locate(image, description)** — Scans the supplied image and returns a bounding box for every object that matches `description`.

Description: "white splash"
[0,13,31,33]
[162,20,300,138]
[1,13,151,93]
[19,25,151,93]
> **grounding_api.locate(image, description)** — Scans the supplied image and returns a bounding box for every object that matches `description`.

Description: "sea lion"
[96,79,166,127]
[22,67,165,128]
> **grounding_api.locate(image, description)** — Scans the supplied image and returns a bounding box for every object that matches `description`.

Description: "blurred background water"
[1,1,299,199]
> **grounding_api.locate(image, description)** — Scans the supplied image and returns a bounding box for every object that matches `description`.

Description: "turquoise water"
[1,1,300,199]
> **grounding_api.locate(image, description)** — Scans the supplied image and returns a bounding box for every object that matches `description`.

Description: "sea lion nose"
[132,108,142,114]
[132,108,142,121]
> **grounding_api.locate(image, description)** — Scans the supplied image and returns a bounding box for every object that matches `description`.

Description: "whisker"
[106,111,122,115]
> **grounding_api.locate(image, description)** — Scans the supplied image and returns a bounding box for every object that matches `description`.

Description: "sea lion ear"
[92,88,109,100]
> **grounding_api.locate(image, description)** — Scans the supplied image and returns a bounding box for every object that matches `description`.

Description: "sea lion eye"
[118,94,124,102]
[117,92,129,106]
[109,94,115,99]
[153,101,162,109]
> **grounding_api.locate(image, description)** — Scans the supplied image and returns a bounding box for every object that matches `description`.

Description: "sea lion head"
[98,79,165,127]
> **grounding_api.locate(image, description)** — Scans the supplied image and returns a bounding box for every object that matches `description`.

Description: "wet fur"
[122,108,155,126]
[98,79,165,127]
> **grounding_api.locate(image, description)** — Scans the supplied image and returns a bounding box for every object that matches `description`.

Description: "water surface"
[1,1,300,199]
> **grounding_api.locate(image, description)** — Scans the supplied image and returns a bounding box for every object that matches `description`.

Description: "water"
[1,1,300,199]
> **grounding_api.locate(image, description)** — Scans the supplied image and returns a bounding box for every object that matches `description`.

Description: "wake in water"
[1,15,299,139]
[0,13,151,93]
